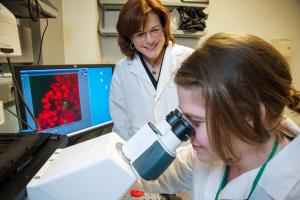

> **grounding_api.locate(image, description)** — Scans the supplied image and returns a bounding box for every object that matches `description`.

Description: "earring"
[129,43,135,50]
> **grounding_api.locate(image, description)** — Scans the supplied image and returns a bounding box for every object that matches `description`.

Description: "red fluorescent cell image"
[29,73,82,131]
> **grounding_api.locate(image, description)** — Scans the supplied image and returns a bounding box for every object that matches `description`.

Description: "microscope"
[26,109,194,200]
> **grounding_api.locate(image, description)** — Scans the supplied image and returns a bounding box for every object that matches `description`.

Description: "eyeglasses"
[132,26,164,43]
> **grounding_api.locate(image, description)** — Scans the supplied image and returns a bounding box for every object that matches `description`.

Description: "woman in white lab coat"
[109,0,193,140]
[135,33,300,199]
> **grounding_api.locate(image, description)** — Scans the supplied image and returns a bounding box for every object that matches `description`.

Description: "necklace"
[150,65,158,75]
[144,51,163,76]
[215,138,279,200]
[139,45,166,89]
[145,60,160,76]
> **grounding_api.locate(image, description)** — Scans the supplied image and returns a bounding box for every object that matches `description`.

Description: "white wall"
[61,0,101,64]
[204,0,300,124]
[40,0,65,64]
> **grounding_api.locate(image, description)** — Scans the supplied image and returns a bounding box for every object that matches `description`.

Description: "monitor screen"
[13,64,114,136]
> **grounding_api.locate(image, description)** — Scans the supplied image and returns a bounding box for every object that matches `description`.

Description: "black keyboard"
[0,133,68,200]
[0,133,51,184]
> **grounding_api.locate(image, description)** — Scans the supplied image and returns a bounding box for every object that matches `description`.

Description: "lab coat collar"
[207,122,300,200]
[128,55,152,85]
[204,161,258,199]
[259,129,300,199]
[219,167,258,199]
[155,43,178,103]
[203,161,224,199]
[128,42,180,102]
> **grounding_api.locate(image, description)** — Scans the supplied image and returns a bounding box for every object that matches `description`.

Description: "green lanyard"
[215,138,279,200]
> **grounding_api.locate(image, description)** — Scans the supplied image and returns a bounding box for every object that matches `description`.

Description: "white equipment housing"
[0,3,21,57]
[27,133,137,200]
[26,109,194,200]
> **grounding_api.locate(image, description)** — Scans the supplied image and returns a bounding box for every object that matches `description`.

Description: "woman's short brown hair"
[116,0,175,59]
[175,32,300,163]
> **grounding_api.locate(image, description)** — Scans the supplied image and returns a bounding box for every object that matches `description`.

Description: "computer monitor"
[13,64,114,136]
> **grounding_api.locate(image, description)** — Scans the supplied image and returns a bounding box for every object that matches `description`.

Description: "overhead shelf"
[99,0,208,8]
[98,0,208,39]
[98,27,207,39]
[172,29,207,38]
[0,0,58,18]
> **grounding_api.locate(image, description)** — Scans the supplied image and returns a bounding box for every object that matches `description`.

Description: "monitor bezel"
[13,64,115,133]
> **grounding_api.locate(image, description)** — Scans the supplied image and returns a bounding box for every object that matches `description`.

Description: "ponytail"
[288,87,300,113]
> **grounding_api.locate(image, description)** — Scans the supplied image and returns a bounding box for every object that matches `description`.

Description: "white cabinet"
[98,0,208,38]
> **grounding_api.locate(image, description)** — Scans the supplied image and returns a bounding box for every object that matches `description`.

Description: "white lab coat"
[109,42,194,140]
[137,119,300,200]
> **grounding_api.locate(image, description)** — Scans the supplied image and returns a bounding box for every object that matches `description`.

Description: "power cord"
[6,57,38,131]
[28,0,41,22]
[27,0,49,65]
[4,106,35,130]
[37,2,48,65]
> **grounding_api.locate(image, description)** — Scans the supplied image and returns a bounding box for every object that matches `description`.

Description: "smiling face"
[178,86,219,162]
[131,12,166,63]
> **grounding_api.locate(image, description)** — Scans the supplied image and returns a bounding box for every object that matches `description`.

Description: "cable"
[28,0,41,22]
[27,0,49,65]
[6,57,38,131]
[37,14,48,65]
[37,1,48,65]
[4,107,35,130]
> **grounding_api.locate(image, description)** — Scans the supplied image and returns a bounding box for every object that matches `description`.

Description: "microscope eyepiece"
[166,109,195,142]
[166,109,182,126]
[171,117,194,141]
